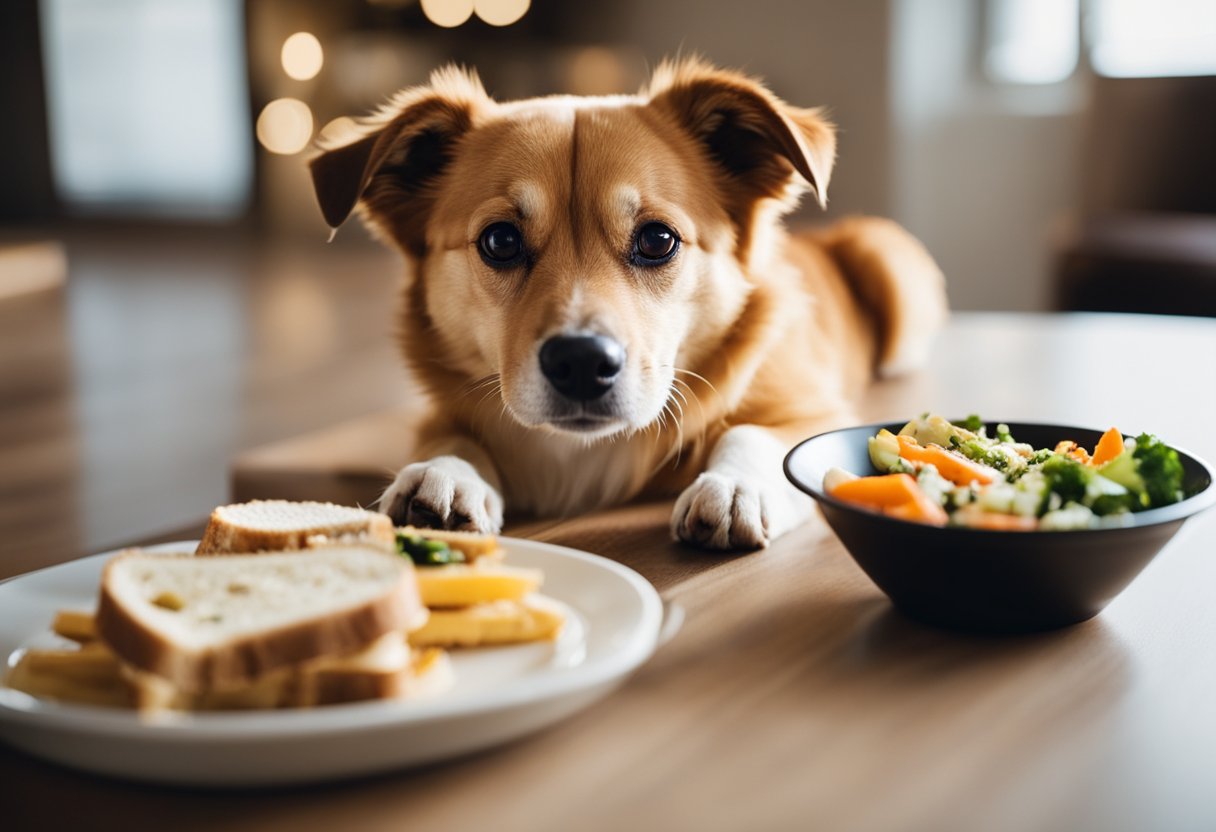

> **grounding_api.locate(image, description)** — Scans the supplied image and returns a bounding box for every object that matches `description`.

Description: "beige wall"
[598,0,896,223]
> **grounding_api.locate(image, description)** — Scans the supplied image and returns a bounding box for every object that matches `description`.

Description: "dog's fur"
[309,58,947,550]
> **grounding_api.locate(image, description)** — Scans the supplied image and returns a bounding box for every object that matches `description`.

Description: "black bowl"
[784,422,1216,633]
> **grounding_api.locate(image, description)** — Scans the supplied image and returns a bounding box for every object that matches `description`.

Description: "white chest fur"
[482,424,653,517]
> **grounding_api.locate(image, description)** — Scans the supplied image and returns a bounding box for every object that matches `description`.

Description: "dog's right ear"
[309,66,490,253]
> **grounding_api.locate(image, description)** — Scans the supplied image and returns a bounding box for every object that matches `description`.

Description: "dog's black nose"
[539,335,625,401]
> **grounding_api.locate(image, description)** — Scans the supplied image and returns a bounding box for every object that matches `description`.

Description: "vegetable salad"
[825,414,1186,531]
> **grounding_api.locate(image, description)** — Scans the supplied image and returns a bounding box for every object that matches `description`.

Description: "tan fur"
[309,58,947,545]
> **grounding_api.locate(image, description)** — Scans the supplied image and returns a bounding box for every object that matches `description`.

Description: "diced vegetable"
[828,473,949,526]
[953,506,1039,531]
[1039,503,1097,531]
[1091,427,1124,466]
[899,414,977,449]
[823,467,858,493]
[867,429,903,473]
[896,434,998,486]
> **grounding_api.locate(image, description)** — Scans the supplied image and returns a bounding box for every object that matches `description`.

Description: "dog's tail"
[818,216,948,378]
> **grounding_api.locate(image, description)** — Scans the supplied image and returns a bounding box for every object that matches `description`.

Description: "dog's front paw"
[379,456,504,533]
[671,472,775,551]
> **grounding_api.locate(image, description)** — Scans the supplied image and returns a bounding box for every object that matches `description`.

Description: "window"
[1088,0,1216,78]
[986,0,1216,85]
[986,0,1080,85]
[41,0,252,219]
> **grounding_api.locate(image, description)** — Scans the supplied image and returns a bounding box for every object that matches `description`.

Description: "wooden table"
[5,310,1216,832]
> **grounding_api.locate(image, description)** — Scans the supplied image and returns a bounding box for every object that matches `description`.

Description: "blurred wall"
[600,0,896,223]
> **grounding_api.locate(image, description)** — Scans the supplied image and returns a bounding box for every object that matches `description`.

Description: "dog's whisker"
[458,373,502,402]
[672,366,720,398]
[671,376,709,430]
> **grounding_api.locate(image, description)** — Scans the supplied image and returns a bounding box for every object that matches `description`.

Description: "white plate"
[0,537,665,787]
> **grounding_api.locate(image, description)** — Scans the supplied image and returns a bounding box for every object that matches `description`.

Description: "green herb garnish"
[395,532,466,566]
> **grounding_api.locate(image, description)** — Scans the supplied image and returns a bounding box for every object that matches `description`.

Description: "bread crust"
[95,551,426,694]
[195,502,395,555]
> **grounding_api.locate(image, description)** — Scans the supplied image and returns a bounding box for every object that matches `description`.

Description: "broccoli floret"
[1133,433,1184,507]
[1029,448,1054,465]
[995,423,1015,444]
[955,438,1010,472]
[1090,492,1138,516]
[959,414,984,432]
[1040,454,1089,507]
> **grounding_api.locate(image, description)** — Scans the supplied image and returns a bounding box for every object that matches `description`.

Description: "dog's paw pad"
[379,456,503,534]
[671,472,770,551]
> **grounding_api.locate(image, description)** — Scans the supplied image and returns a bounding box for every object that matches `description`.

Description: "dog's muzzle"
[539,334,625,402]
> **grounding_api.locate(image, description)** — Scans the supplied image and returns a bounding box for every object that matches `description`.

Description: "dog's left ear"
[646,59,836,210]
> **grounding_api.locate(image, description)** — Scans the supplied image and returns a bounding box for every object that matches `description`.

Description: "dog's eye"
[478,222,524,266]
[633,222,679,265]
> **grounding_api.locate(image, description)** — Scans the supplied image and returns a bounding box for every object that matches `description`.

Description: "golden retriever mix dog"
[309,58,946,550]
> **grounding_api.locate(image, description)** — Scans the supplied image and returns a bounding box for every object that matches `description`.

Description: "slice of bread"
[95,545,427,693]
[408,595,566,648]
[196,500,394,555]
[396,525,501,562]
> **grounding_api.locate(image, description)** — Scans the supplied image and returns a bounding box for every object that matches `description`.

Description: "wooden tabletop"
[5,304,1216,832]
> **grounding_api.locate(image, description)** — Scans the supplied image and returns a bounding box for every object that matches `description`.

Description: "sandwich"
[8,543,450,711]
[192,500,565,647]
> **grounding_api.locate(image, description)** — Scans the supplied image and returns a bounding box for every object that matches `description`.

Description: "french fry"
[416,564,542,608]
[408,596,565,648]
[51,609,98,642]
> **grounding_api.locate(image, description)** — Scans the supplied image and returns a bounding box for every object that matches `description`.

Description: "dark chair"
[1053,76,1216,317]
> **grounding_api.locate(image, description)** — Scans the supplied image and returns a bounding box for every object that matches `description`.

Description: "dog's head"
[311,59,835,441]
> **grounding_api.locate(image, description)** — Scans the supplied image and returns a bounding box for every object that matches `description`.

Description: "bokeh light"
[475,0,530,26]
[281,32,324,81]
[420,0,474,28]
[256,98,314,155]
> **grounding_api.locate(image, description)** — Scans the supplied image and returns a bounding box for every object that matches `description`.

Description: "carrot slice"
[896,434,997,486]
[1091,427,1124,466]
[829,473,949,527]
[961,511,1038,532]
[886,496,950,527]
[830,473,922,508]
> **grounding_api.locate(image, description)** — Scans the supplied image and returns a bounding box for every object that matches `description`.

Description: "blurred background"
[1,0,1215,561]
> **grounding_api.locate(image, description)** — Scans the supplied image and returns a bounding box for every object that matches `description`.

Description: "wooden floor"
[0,226,413,577]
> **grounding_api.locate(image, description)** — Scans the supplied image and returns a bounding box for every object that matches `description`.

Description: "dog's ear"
[645,58,836,210]
[309,66,490,252]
